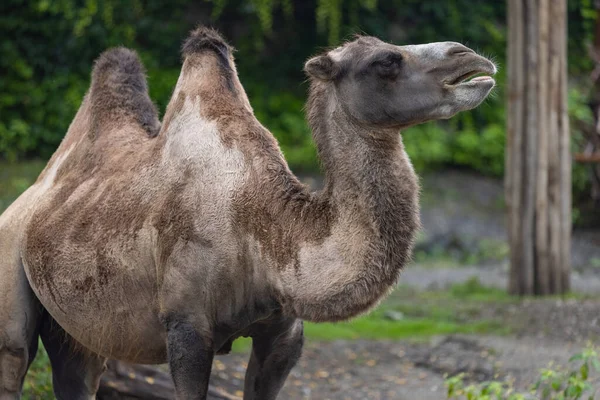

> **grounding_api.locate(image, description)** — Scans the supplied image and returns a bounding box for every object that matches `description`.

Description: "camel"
[0,27,496,399]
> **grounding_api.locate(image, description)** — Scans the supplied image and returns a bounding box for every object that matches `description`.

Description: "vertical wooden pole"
[507,0,571,295]
[557,0,571,292]
[522,0,537,295]
[536,0,550,294]
[507,0,525,295]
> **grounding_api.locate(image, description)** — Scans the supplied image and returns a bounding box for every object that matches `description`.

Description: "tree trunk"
[506,0,571,295]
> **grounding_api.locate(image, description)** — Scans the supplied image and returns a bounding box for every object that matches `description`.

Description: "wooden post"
[506,0,571,295]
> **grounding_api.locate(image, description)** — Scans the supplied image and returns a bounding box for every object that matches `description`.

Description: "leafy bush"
[446,345,600,400]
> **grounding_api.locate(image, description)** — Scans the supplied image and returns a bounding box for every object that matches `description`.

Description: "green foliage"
[446,345,600,400]
[1,0,598,202]
[303,310,507,341]
[248,90,319,172]
[0,0,189,160]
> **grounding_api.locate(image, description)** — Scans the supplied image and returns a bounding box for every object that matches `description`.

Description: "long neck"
[277,82,420,322]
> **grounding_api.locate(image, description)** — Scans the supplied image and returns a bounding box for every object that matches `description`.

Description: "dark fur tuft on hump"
[89,47,160,137]
[182,26,232,59]
[181,26,236,92]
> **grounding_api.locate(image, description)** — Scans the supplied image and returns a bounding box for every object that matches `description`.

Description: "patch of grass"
[0,160,45,213]
[232,337,252,353]
[448,277,511,302]
[303,279,512,341]
[304,314,508,341]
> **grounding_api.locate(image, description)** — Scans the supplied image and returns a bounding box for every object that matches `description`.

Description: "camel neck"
[279,82,420,322]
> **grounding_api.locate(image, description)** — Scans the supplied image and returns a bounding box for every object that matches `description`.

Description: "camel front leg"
[243,318,304,400]
[165,318,214,400]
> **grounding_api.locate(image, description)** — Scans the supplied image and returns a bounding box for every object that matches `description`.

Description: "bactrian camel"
[0,27,496,399]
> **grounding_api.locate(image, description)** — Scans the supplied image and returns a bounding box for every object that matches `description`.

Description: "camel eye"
[374,55,401,77]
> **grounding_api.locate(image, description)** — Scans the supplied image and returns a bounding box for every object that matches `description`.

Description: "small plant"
[446,345,600,400]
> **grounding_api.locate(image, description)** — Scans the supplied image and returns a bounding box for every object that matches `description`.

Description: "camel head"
[304,36,496,129]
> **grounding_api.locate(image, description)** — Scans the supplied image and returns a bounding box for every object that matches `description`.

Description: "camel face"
[304,36,496,128]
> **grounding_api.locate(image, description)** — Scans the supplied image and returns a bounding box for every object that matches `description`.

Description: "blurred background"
[2,0,600,399]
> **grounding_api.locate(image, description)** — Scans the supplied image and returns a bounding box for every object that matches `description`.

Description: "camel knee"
[257,319,304,366]
[280,320,304,366]
[0,344,27,397]
[280,319,304,351]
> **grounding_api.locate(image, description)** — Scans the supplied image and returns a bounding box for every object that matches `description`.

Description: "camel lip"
[445,59,497,86]
[455,75,496,89]
[447,69,495,86]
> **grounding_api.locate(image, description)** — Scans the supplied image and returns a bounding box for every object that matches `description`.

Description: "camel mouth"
[446,59,497,87]
[448,69,495,86]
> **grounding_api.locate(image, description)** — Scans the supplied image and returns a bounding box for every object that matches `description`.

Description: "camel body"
[0,28,496,400]
[20,93,260,363]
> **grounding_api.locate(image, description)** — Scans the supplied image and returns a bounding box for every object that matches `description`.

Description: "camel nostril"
[447,45,475,56]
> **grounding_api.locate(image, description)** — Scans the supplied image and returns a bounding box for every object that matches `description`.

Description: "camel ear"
[304,55,338,81]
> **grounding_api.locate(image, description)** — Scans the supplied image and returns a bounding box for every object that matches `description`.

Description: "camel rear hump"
[89,47,161,138]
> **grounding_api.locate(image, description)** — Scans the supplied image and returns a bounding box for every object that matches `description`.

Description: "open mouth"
[448,69,495,86]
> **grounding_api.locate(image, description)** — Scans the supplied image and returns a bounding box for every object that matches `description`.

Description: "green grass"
[304,315,507,341]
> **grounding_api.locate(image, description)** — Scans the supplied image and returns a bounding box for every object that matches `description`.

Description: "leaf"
[580,363,589,380]
[552,379,563,391]
[570,354,585,362]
